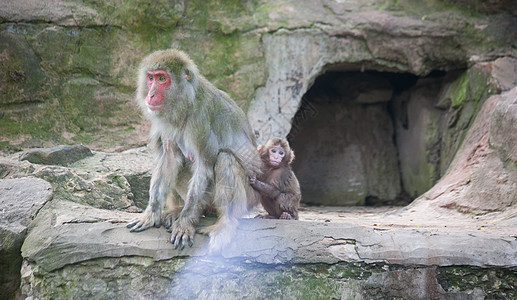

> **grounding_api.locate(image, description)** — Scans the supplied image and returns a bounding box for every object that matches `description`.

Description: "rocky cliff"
[1,0,517,299]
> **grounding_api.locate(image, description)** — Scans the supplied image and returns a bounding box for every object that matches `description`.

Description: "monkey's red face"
[146,70,171,111]
[268,145,285,167]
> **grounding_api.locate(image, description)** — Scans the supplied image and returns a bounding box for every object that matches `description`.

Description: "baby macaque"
[250,137,301,220]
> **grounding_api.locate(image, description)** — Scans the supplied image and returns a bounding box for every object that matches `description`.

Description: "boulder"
[491,56,517,92]
[1,147,152,211]
[0,177,52,300]
[399,86,517,221]
[20,144,93,166]
[490,87,517,163]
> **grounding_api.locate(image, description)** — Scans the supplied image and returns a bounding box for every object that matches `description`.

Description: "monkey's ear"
[183,69,192,81]
[288,151,295,164]
[257,145,264,152]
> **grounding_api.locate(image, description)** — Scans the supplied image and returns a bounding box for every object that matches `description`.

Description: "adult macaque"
[127,49,262,253]
[251,137,301,220]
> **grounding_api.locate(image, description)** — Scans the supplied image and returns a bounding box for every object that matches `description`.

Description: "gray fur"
[127,49,262,253]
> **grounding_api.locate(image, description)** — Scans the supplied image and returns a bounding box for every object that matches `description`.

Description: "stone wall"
[1,0,516,152]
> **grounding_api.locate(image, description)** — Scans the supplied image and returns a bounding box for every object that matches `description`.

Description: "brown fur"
[252,137,301,220]
[127,49,262,253]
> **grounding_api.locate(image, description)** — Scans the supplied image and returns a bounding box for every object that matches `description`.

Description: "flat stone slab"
[21,200,517,273]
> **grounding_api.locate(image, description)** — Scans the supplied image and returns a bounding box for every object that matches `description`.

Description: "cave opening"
[288,70,449,206]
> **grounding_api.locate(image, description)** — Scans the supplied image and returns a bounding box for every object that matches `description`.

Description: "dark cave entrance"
[288,70,450,206]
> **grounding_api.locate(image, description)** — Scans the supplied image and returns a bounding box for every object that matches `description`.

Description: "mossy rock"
[0,29,51,106]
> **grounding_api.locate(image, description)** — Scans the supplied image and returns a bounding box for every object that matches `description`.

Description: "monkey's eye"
[271,149,277,154]
[159,76,166,81]
[279,151,285,156]
[148,75,154,81]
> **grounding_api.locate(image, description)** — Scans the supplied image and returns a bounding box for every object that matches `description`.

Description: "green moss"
[182,0,267,33]
[447,63,496,110]
[0,114,57,144]
[29,26,126,84]
[438,266,517,298]
[23,255,517,299]
[439,65,498,173]
[141,28,264,105]
[0,23,145,151]
[82,0,183,33]
[1,0,505,153]
[467,66,494,104]
[449,71,469,108]
[107,174,131,190]
[1,1,268,152]
[0,28,52,106]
